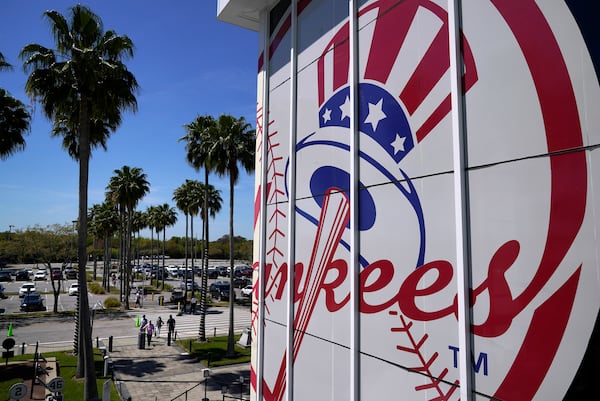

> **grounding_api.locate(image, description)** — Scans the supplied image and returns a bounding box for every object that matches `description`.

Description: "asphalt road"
[2,302,253,354]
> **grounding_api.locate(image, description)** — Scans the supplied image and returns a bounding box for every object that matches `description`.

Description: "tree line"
[0,226,252,265]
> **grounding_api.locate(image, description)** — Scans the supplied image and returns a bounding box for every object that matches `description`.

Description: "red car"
[51,268,63,280]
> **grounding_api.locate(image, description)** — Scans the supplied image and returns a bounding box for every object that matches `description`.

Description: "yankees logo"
[252,0,599,400]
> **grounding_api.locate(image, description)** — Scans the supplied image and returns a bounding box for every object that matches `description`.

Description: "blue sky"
[0,1,259,241]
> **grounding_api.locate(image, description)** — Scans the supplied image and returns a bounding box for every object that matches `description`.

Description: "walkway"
[107,334,251,401]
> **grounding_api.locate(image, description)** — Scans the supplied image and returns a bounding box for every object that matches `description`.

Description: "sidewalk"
[106,334,251,401]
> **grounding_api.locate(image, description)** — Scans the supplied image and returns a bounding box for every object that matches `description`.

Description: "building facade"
[218,0,600,400]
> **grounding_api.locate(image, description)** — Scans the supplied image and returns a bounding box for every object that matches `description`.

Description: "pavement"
[106,334,251,401]
[25,302,253,401]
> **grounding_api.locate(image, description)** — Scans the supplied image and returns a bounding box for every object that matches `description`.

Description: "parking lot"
[0,261,254,314]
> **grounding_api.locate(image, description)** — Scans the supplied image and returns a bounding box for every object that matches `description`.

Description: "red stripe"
[400,26,449,114]
[488,0,586,398]
[490,0,586,312]
[494,268,581,400]
[364,1,420,83]
[416,95,450,142]
[254,183,272,230]
[318,25,351,105]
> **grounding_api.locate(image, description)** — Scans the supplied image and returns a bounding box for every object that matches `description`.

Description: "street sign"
[47,377,65,393]
[9,383,27,400]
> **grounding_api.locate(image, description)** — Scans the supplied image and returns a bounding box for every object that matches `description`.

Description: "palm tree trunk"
[119,215,124,302]
[93,236,97,281]
[75,98,99,400]
[162,228,166,290]
[104,234,110,291]
[199,168,209,341]
[184,213,189,303]
[125,208,133,309]
[191,214,195,298]
[226,175,235,357]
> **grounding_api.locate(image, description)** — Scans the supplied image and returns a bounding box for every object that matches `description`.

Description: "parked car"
[20,293,45,312]
[34,270,47,281]
[241,285,253,297]
[0,283,5,298]
[170,288,185,303]
[51,268,62,280]
[68,283,79,296]
[166,265,180,277]
[215,266,228,277]
[64,268,77,279]
[233,277,252,288]
[234,265,252,277]
[15,269,30,281]
[180,279,199,291]
[209,282,235,301]
[18,282,37,297]
[0,271,12,282]
[207,267,219,279]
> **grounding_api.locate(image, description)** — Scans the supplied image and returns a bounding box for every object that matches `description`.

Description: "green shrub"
[88,282,106,294]
[104,296,121,309]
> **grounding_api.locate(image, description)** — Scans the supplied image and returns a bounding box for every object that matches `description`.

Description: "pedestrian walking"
[156,316,163,337]
[146,320,155,346]
[135,291,141,308]
[190,296,197,314]
[167,314,176,337]
[140,314,148,331]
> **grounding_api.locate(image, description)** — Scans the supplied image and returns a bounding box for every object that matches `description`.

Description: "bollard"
[167,331,171,346]
[138,332,145,350]
[21,343,26,355]
[96,337,99,348]
[108,336,113,352]
[103,355,109,377]
[214,327,216,337]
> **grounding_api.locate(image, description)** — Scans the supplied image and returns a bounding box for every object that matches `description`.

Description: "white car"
[19,282,37,297]
[241,285,253,297]
[68,283,79,296]
[34,270,47,281]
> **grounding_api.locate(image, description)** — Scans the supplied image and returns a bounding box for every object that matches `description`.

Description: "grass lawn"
[0,348,120,401]
[177,335,251,367]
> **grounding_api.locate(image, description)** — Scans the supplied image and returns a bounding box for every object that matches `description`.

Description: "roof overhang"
[216,0,279,31]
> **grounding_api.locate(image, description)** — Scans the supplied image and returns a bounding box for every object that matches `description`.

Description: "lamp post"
[202,368,210,401]
[239,376,244,401]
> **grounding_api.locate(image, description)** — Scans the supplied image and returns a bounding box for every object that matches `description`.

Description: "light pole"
[239,376,244,401]
[202,368,210,401]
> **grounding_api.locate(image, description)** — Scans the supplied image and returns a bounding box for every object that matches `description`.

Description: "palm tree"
[145,205,158,279]
[20,6,138,397]
[149,205,163,284]
[213,114,255,355]
[89,202,119,290]
[186,180,203,297]
[181,115,218,341]
[173,180,196,302]
[130,210,147,270]
[155,203,178,289]
[106,166,149,310]
[0,52,31,160]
